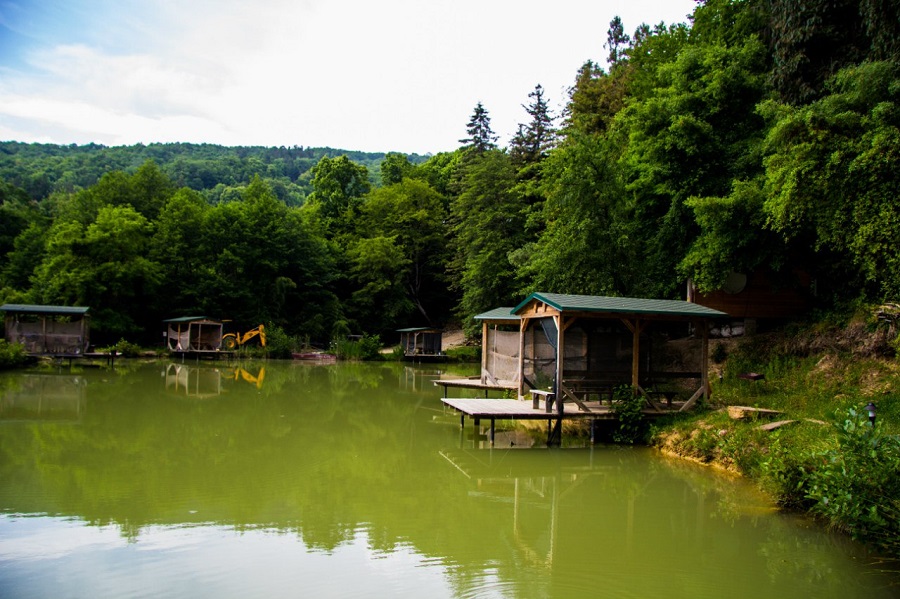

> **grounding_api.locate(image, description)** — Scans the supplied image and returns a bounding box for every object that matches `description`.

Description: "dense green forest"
[1,0,899,347]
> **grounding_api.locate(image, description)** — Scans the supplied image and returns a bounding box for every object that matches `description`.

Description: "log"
[727,405,784,420]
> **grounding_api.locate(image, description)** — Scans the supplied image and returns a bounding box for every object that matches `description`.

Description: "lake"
[0,360,897,598]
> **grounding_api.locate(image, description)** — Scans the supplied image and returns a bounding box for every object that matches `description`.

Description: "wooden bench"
[530,389,556,413]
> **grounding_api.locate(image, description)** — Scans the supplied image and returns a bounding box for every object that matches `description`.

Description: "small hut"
[397,327,444,360]
[1,304,90,356]
[163,317,224,355]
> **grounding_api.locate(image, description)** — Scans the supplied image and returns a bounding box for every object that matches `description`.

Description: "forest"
[0,0,898,349]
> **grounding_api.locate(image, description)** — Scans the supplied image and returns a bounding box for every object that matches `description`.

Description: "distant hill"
[0,141,429,205]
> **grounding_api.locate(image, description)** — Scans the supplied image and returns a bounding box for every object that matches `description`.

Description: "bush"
[102,338,142,358]
[0,339,29,369]
[611,385,649,444]
[804,408,900,553]
[331,334,382,361]
[262,323,296,359]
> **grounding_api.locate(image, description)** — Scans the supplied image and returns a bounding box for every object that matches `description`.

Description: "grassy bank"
[649,310,900,556]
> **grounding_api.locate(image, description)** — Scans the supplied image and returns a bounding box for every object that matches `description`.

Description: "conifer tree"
[459,102,498,153]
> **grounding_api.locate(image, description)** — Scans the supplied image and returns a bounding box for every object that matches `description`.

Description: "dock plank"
[441,398,617,420]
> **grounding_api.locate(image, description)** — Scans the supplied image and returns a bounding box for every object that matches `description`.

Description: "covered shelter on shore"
[511,292,729,412]
[1,304,90,357]
[163,316,224,356]
[397,327,444,360]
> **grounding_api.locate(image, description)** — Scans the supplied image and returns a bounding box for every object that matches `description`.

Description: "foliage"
[444,345,480,363]
[611,385,648,444]
[100,338,143,358]
[459,102,498,154]
[449,149,521,334]
[0,339,29,369]
[806,408,900,552]
[260,323,296,359]
[761,61,900,299]
[331,334,383,361]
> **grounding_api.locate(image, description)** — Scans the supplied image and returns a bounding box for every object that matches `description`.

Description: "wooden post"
[700,319,710,402]
[555,314,564,407]
[481,321,489,385]
[518,317,527,399]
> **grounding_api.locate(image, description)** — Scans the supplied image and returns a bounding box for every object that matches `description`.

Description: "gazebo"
[512,292,728,411]
[1,304,90,356]
[163,316,224,355]
[397,327,444,360]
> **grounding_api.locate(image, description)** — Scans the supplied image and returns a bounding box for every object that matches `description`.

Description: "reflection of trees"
[0,362,894,597]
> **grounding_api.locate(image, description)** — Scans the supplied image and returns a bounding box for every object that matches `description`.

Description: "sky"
[0,0,697,155]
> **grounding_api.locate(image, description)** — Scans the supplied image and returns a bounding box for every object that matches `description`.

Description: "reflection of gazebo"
[397,327,444,360]
[164,364,224,398]
[163,317,224,356]
[1,304,90,356]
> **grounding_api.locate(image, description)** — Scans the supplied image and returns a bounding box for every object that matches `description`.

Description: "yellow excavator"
[221,324,266,350]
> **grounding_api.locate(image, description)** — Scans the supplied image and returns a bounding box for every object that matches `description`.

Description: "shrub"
[102,338,142,358]
[611,385,648,444]
[0,339,29,369]
[805,407,900,553]
[331,334,382,361]
[262,323,296,359]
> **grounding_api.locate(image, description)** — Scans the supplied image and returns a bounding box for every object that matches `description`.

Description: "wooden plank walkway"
[441,396,677,446]
[441,397,615,420]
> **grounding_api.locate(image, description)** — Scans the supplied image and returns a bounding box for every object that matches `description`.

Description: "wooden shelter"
[163,316,224,356]
[1,304,90,356]
[397,327,444,360]
[512,292,728,412]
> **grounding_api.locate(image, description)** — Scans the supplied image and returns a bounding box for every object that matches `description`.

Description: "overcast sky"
[0,0,697,155]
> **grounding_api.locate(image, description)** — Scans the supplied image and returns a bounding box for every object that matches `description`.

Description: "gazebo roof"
[473,307,519,321]
[512,292,729,319]
[163,316,216,323]
[0,304,89,316]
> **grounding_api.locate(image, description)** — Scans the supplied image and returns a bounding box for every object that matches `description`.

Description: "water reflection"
[0,361,896,599]
[0,373,86,422]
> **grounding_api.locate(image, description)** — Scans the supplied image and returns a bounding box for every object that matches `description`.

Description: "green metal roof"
[0,303,89,316]
[512,292,729,318]
[397,327,441,333]
[473,307,519,321]
[162,316,215,323]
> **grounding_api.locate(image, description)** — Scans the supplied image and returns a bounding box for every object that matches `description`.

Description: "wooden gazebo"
[163,316,224,356]
[1,304,90,356]
[397,327,444,360]
[511,293,729,411]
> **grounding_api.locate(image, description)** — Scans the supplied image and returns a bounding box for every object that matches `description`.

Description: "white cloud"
[0,0,697,153]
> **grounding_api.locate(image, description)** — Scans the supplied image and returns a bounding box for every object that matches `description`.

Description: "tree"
[459,102,498,154]
[512,131,635,296]
[379,153,416,186]
[510,84,557,169]
[32,205,162,339]
[304,156,371,237]
[355,178,451,329]
[761,61,900,299]
[606,16,631,68]
[615,35,770,297]
[448,150,519,330]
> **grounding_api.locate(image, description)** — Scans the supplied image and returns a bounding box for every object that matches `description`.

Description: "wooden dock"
[441,396,676,446]
[441,397,621,446]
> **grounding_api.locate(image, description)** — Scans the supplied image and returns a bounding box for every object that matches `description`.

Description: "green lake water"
[0,360,897,598]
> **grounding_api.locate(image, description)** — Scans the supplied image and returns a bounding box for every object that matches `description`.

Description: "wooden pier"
[441,396,673,446]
